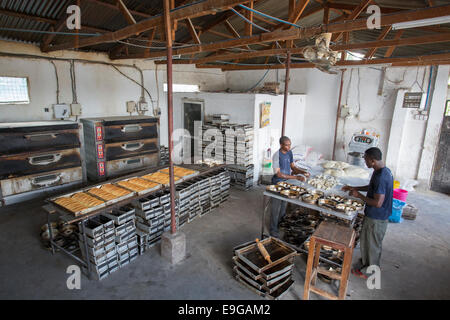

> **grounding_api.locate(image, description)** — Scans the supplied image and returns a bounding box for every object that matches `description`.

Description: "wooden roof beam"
[384,29,404,58]
[332,0,371,42]
[196,53,450,70]
[0,8,107,33]
[185,18,201,44]
[364,26,392,59]
[171,32,450,64]
[112,5,450,60]
[116,0,137,25]
[44,0,252,53]
[81,0,152,18]
[40,0,78,52]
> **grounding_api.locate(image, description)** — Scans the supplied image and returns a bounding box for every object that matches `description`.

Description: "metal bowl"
[266,185,284,193]
[60,225,77,237]
[41,222,58,232]
[41,228,59,241]
[280,189,300,199]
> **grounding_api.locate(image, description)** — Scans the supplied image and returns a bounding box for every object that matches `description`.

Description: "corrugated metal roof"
[0,0,449,61]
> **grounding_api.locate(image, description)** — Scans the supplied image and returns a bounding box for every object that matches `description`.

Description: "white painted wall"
[338,65,450,189]
[172,92,306,183]
[253,94,306,184]
[0,40,227,147]
[226,68,340,159]
[225,65,450,190]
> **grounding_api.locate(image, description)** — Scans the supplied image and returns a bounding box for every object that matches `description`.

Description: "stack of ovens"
[0,121,84,206]
[81,116,159,182]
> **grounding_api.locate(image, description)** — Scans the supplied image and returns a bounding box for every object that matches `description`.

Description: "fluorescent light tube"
[392,15,450,30]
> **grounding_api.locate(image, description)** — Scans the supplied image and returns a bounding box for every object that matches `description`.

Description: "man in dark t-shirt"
[342,147,393,279]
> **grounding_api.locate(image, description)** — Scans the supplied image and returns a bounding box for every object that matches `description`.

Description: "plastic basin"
[393,188,408,202]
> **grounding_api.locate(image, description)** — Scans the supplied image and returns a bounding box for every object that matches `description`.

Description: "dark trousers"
[358,216,388,270]
[270,198,287,237]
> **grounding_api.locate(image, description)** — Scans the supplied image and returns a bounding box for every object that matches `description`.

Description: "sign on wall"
[260,102,271,128]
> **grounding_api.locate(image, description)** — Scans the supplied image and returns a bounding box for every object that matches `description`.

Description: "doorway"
[183,99,204,162]
[431,100,450,194]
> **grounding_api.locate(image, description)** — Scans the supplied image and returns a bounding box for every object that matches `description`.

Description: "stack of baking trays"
[77,208,138,280]
[77,215,118,280]
[232,237,297,300]
[226,164,254,190]
[159,145,169,165]
[132,189,178,253]
[234,124,253,167]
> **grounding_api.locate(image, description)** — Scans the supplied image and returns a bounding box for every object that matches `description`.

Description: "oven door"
[0,166,83,197]
[104,138,158,161]
[0,128,80,155]
[0,148,82,180]
[103,122,158,143]
[105,153,159,178]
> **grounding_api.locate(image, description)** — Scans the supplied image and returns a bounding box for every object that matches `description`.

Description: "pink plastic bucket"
[393,189,408,202]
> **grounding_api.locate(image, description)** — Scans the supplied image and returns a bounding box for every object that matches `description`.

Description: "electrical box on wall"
[71,103,82,116]
[53,104,70,119]
[139,101,148,111]
[126,101,136,113]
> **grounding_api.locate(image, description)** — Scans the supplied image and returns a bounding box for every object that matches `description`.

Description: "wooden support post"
[282,52,291,137]
[164,0,176,235]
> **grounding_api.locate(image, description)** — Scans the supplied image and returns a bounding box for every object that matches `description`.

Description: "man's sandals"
[351,268,368,280]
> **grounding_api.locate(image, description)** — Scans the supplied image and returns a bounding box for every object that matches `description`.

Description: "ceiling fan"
[302,33,339,74]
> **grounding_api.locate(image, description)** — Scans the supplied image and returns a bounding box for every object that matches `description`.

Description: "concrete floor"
[0,186,449,300]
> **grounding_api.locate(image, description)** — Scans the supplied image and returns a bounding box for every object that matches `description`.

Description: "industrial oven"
[0,121,85,206]
[80,116,160,181]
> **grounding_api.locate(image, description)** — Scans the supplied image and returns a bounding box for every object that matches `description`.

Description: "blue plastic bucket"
[389,199,406,223]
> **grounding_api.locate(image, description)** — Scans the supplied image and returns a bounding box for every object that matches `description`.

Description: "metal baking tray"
[234,237,297,274]
[101,205,135,225]
[262,273,292,293]
[234,266,264,290]
[261,257,295,280]
[116,177,162,196]
[49,190,107,217]
[86,184,135,206]
[232,256,262,281]
[265,279,294,300]
[234,275,266,298]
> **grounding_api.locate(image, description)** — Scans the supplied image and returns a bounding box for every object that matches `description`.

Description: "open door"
[183,99,204,162]
[431,100,450,194]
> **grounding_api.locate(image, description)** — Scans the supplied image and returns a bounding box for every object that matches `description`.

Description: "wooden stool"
[303,221,356,300]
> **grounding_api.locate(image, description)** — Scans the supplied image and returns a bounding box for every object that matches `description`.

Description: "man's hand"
[303,171,311,178]
[350,189,361,198]
[296,175,306,182]
[342,185,354,192]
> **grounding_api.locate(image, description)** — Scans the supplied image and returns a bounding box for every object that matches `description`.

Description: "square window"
[0,76,30,104]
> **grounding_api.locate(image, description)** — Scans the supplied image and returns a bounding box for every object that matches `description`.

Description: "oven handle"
[125,158,142,166]
[31,174,62,187]
[28,153,62,166]
[24,133,58,141]
[121,124,142,133]
[121,142,144,151]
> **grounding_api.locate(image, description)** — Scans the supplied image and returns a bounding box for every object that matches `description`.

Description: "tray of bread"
[159,166,199,180]
[86,183,135,204]
[141,171,182,187]
[116,177,162,196]
[51,191,106,216]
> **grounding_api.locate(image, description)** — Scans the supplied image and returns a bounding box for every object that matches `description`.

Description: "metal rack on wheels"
[261,190,361,269]
[43,164,227,279]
